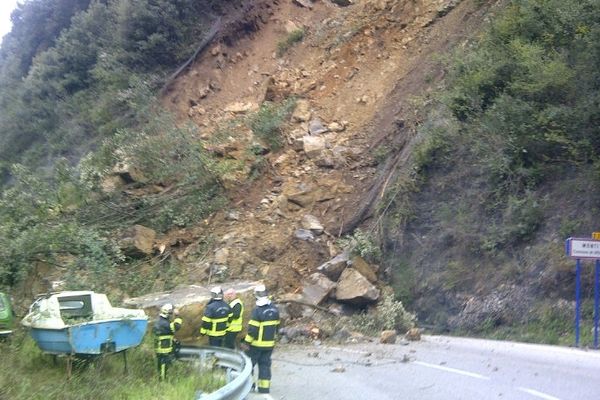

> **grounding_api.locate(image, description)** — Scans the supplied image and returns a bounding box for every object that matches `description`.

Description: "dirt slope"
[157,0,500,299]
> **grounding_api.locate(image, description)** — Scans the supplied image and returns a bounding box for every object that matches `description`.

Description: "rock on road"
[263,335,600,400]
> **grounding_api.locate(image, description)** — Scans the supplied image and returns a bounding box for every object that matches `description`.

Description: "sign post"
[565,235,600,348]
[593,232,600,349]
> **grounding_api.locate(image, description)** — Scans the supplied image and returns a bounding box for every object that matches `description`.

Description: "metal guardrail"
[178,345,253,400]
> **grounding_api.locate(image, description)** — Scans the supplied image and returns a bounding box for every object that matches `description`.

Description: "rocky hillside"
[98,0,503,329]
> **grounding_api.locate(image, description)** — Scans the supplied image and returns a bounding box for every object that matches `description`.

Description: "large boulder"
[334,268,380,304]
[301,273,336,305]
[125,282,260,341]
[349,256,377,283]
[119,225,156,257]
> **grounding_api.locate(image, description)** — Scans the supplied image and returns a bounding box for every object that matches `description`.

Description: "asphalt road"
[264,335,600,400]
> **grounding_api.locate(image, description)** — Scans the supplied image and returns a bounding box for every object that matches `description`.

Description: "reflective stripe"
[170,317,182,332]
[155,334,173,354]
[228,299,244,332]
[258,379,270,389]
[246,318,279,347]
[200,315,229,336]
[260,320,279,326]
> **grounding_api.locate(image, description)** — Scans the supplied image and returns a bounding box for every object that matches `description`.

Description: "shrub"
[350,293,416,335]
[249,98,296,151]
[338,228,381,263]
[276,29,305,56]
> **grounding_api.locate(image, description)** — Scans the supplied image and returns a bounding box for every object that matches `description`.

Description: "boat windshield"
[59,295,93,320]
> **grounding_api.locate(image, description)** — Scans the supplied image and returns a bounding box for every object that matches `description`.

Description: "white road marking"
[518,387,562,400]
[413,361,490,380]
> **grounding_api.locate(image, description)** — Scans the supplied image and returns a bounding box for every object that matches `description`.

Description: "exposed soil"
[152,0,501,300]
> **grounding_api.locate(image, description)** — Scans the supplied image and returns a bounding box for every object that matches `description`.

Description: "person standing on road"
[224,288,244,349]
[153,303,183,380]
[242,284,280,394]
[200,286,232,347]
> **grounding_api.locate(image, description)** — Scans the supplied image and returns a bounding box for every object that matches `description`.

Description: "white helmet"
[210,286,223,300]
[254,284,268,299]
[160,303,174,317]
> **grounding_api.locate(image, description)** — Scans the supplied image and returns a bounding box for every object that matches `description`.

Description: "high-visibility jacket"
[200,299,232,337]
[244,301,280,348]
[153,315,180,354]
[227,298,244,333]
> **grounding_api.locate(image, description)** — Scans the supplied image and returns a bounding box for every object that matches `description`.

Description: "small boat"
[21,291,148,355]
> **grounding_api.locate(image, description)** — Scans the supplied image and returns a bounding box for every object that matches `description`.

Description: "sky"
[0,0,19,40]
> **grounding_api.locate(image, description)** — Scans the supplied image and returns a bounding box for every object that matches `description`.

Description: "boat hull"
[30,318,148,355]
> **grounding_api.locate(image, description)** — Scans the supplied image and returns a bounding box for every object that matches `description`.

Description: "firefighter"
[224,288,244,349]
[243,284,280,394]
[200,286,232,347]
[153,303,183,380]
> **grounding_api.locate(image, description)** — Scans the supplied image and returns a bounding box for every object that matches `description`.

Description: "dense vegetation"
[0,0,236,290]
[0,0,230,174]
[382,0,600,344]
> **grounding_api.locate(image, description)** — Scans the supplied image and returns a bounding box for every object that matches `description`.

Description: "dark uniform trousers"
[247,346,273,390]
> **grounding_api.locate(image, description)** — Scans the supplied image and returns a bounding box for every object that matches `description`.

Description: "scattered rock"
[327,121,345,132]
[301,214,324,235]
[119,225,156,257]
[293,0,313,9]
[302,135,326,158]
[331,365,346,373]
[225,210,240,221]
[405,328,421,341]
[294,228,315,241]
[210,44,221,56]
[308,119,329,135]
[292,99,312,122]
[314,154,336,169]
[224,101,258,113]
[380,330,397,344]
[330,0,353,7]
[317,251,350,281]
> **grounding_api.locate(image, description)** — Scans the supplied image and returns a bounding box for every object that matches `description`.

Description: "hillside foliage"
[0,0,229,175]
[0,0,235,289]
[382,0,600,340]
